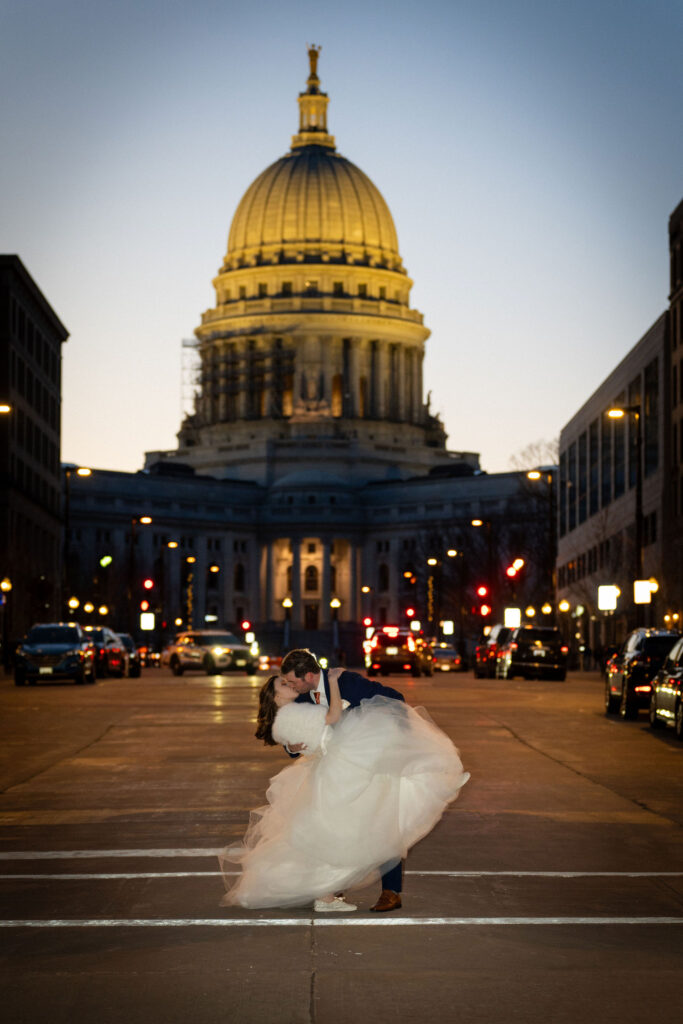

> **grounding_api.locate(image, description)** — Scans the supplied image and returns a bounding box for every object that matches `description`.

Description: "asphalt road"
[1,666,682,1023]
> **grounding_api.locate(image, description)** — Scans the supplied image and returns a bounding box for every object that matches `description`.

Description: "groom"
[279,647,405,913]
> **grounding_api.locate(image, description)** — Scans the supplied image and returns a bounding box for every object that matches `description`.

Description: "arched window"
[378,563,389,592]
[305,565,319,592]
[234,563,245,593]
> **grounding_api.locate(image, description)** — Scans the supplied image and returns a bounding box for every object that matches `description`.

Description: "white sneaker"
[313,896,358,912]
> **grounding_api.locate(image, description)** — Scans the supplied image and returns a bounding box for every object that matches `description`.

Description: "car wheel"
[619,685,637,720]
[204,655,217,675]
[411,663,421,678]
[14,672,26,687]
[604,682,620,715]
[129,665,141,679]
[380,668,390,677]
[74,668,87,685]
[675,701,683,741]
[245,662,257,675]
[170,657,184,677]
[424,662,433,677]
[649,694,664,729]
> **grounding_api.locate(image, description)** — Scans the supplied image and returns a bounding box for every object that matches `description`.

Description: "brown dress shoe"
[370,889,402,912]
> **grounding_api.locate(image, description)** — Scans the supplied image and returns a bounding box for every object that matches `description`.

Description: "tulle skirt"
[220,696,470,909]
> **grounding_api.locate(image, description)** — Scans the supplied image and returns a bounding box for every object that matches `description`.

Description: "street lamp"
[608,405,643,581]
[330,597,341,653]
[127,515,153,632]
[282,596,293,649]
[526,467,557,621]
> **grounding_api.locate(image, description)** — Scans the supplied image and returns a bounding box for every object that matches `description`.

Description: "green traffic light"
[99,555,113,567]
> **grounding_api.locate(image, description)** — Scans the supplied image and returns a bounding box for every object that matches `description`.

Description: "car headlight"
[250,642,259,656]
[212,646,227,656]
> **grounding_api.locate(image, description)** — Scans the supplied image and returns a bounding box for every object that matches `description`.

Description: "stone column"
[222,531,234,625]
[321,537,332,627]
[291,537,302,629]
[263,539,274,623]
[349,540,358,621]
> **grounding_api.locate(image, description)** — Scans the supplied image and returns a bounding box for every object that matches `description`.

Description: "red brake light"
[510,642,518,650]
[560,645,569,654]
[407,635,416,651]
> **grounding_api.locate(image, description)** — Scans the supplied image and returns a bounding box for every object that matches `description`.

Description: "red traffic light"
[362,616,373,627]
[143,578,154,590]
[240,620,251,631]
[405,607,416,618]
[506,566,517,578]
[476,585,488,598]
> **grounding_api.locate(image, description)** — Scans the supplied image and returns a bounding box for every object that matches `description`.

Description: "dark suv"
[14,623,96,686]
[474,624,511,678]
[365,628,433,677]
[495,626,568,681]
[605,628,681,719]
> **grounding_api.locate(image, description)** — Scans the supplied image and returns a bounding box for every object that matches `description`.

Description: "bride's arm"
[325,668,343,725]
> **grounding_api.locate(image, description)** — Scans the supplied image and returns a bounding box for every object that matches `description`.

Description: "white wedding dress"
[220,696,470,909]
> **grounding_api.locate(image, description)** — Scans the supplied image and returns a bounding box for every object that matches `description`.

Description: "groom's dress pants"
[382,860,403,893]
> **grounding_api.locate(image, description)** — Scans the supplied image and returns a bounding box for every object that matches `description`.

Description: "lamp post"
[330,596,341,655]
[608,405,643,582]
[471,518,494,613]
[527,468,557,623]
[1,577,12,674]
[282,597,293,650]
[62,466,92,615]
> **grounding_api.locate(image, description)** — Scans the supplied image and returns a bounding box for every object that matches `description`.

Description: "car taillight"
[407,635,415,652]
[634,684,651,693]
[560,645,569,654]
[510,642,518,650]
[402,663,412,670]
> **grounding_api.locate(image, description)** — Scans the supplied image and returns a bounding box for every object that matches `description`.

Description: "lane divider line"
[1,916,683,928]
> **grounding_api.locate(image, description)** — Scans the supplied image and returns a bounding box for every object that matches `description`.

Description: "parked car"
[161,630,258,675]
[365,627,433,677]
[116,633,142,678]
[474,625,510,678]
[137,644,161,668]
[14,622,96,686]
[432,643,463,672]
[649,635,683,738]
[83,626,129,678]
[605,628,682,718]
[495,626,569,681]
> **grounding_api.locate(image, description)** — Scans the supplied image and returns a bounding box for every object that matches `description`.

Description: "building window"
[614,394,626,499]
[589,419,599,517]
[234,563,245,592]
[307,542,316,553]
[333,281,344,296]
[378,563,389,592]
[578,432,587,524]
[258,282,267,297]
[304,565,318,592]
[379,286,386,300]
[282,281,292,296]
[358,284,367,298]
[643,357,659,477]
[568,442,577,532]
[239,286,246,299]
[601,411,612,508]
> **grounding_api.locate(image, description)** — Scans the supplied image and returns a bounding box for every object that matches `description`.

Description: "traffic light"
[476,585,488,598]
[405,606,416,619]
[143,577,154,590]
[479,603,492,617]
[140,599,150,611]
[241,619,251,631]
[362,616,373,627]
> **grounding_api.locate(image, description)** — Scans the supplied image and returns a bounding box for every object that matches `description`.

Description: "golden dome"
[224,47,403,273]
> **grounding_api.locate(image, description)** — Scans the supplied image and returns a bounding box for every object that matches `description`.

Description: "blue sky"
[1,0,681,473]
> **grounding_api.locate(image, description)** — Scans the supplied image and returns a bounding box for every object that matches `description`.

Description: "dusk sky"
[2,0,681,475]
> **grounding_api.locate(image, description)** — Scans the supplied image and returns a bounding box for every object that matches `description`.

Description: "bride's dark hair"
[255,675,279,746]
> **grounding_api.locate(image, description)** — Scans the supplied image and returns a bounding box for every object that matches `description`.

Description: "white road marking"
[2,869,683,881]
[1,916,683,928]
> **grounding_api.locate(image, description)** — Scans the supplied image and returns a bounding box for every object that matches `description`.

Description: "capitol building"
[65,50,545,655]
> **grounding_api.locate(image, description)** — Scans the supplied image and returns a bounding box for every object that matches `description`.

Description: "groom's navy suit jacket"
[285,669,404,757]
[294,668,405,710]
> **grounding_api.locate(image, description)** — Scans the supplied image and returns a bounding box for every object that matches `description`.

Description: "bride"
[220,668,469,911]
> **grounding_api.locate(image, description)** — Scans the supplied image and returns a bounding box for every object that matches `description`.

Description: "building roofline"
[0,255,69,340]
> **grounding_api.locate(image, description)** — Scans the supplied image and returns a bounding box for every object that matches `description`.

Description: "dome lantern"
[291,44,336,151]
